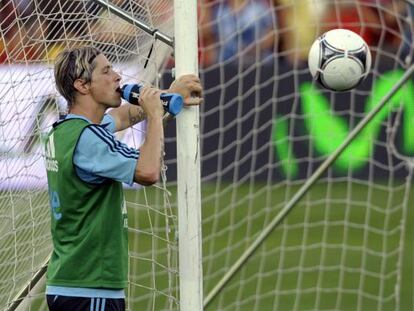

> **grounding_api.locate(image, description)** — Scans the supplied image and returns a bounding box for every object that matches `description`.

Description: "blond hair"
[54,46,101,106]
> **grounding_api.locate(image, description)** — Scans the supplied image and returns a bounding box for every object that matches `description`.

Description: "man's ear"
[74,79,90,95]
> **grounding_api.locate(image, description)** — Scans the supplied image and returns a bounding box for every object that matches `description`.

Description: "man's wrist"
[146,114,163,122]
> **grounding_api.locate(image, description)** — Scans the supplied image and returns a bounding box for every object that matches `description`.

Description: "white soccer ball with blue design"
[308,28,372,92]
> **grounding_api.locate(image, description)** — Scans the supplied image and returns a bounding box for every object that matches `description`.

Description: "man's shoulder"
[51,117,90,140]
[54,115,90,129]
[54,114,115,134]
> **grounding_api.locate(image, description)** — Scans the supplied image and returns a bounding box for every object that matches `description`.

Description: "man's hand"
[168,74,203,106]
[139,87,164,119]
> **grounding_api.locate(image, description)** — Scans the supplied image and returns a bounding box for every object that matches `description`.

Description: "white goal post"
[174,1,204,310]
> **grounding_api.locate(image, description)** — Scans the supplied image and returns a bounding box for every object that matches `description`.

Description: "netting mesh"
[0,0,176,310]
[2,0,414,310]
[195,0,414,310]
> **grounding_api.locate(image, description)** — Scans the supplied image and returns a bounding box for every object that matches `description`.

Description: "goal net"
[0,0,177,310]
[196,0,414,310]
[1,0,414,311]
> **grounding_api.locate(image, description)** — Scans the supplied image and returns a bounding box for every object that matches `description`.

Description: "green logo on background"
[273,70,414,177]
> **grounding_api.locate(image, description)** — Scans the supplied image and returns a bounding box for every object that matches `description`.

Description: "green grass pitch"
[3,181,414,310]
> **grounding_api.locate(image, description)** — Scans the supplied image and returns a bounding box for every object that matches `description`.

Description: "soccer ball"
[308,29,372,92]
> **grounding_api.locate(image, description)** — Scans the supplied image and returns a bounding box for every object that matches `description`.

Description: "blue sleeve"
[73,124,138,185]
[100,114,116,133]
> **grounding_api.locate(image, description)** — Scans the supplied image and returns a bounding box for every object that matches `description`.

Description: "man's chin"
[113,98,122,107]
[104,99,122,109]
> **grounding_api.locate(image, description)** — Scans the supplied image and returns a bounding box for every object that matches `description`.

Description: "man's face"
[89,54,122,108]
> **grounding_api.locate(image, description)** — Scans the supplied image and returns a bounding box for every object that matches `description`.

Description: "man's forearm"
[133,117,164,185]
[127,105,147,127]
[109,104,147,132]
